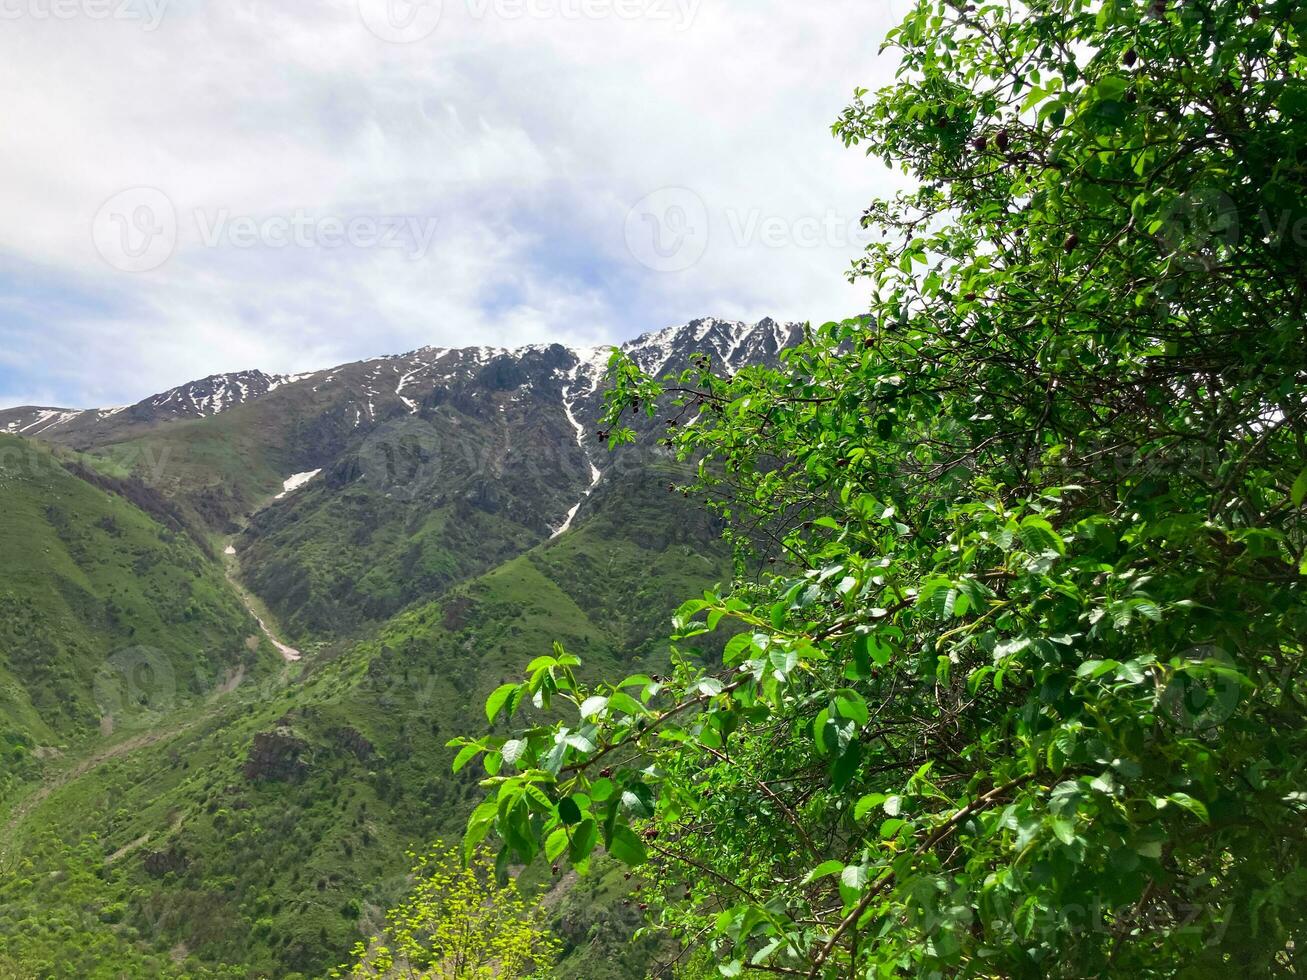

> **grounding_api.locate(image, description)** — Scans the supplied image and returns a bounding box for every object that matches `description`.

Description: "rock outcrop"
[143,849,188,877]
[243,728,310,782]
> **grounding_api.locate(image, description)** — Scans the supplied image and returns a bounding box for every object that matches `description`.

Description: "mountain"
[3,317,796,459]
[8,318,800,642]
[0,370,311,442]
[0,317,800,978]
[0,436,273,803]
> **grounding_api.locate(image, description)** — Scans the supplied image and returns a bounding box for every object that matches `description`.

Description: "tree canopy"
[337,843,558,979]
[452,0,1306,974]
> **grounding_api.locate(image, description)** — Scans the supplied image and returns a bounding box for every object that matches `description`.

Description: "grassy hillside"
[235,490,543,643]
[0,471,731,978]
[0,435,271,805]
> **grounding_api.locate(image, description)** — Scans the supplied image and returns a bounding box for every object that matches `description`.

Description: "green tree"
[337,844,558,979]
[454,0,1306,975]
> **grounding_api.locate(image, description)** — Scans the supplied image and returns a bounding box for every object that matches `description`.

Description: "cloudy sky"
[0,0,908,410]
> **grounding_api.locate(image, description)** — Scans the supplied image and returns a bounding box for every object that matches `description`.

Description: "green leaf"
[831,741,862,790]
[621,783,655,819]
[463,797,499,864]
[1292,467,1307,508]
[608,691,647,717]
[452,743,483,773]
[569,818,599,863]
[1048,728,1076,772]
[545,827,569,862]
[486,683,520,724]
[523,783,555,813]
[1051,816,1078,846]
[839,864,869,906]
[500,739,527,767]
[1077,659,1119,679]
[608,824,648,866]
[1158,793,1209,823]
[558,796,583,825]
[1018,517,1065,555]
[834,693,869,725]
[880,817,907,838]
[564,732,597,753]
[723,633,756,665]
[801,859,845,885]
[854,793,888,821]
[918,577,959,619]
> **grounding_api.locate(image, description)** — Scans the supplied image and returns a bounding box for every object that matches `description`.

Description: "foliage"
[0,435,265,777]
[336,843,559,979]
[458,0,1307,975]
[0,458,723,979]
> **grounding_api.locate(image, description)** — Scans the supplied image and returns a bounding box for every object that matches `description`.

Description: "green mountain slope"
[0,463,730,978]
[0,435,270,805]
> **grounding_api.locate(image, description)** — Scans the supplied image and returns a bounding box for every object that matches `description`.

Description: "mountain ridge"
[0,317,801,448]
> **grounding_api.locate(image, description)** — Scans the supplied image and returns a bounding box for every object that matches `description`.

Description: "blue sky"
[0,0,907,410]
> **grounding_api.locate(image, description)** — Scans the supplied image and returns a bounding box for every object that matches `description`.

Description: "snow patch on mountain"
[276,469,321,499]
[1,408,88,436]
[144,369,315,420]
[551,349,610,539]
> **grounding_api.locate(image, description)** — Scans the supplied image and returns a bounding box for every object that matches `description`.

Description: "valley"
[0,318,796,978]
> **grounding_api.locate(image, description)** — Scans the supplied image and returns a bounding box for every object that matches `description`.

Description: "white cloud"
[0,0,908,408]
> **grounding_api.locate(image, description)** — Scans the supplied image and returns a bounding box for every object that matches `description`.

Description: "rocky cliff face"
[243,729,310,782]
